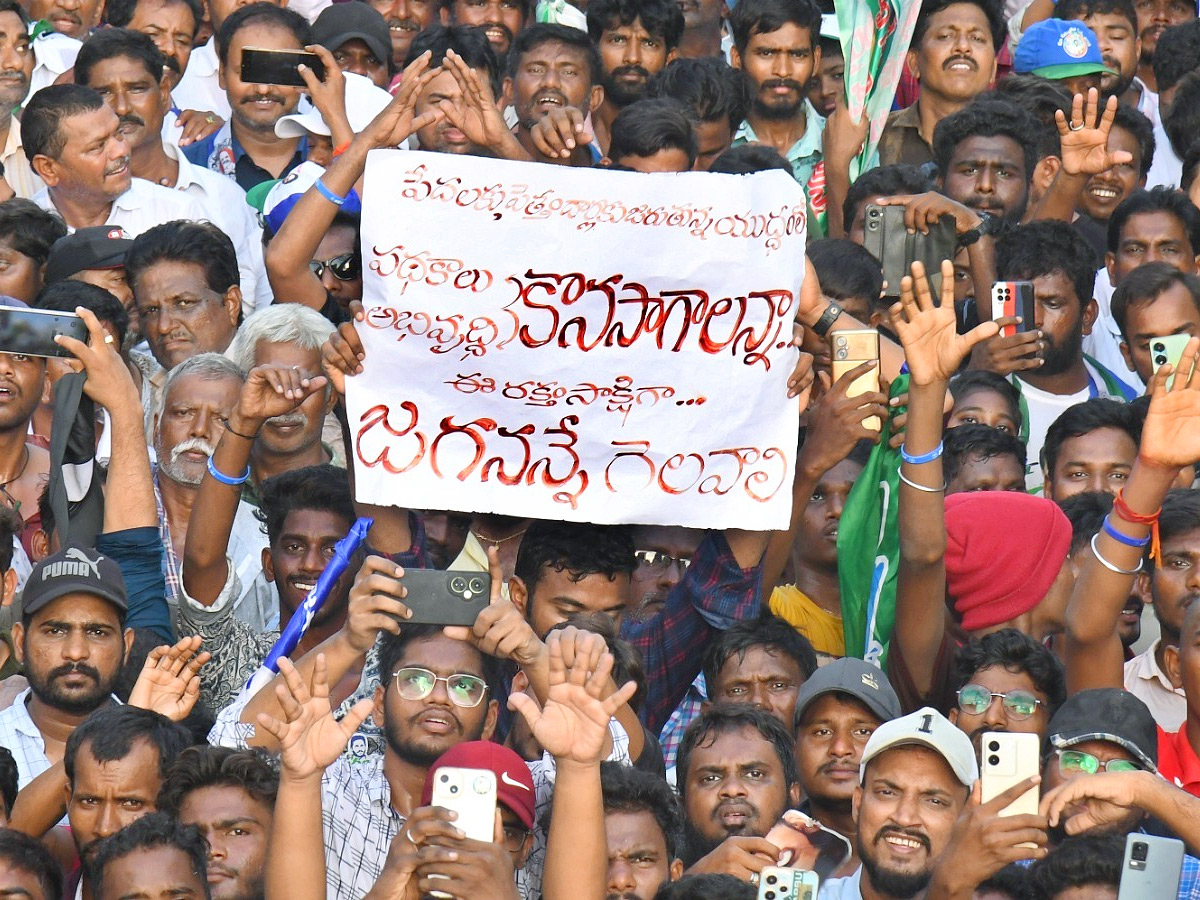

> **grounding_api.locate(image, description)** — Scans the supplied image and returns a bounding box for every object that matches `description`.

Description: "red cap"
[945,491,1072,632]
[421,741,536,830]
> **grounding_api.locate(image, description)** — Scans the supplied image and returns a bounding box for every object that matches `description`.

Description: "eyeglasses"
[502,824,530,852]
[956,684,1043,720]
[393,667,488,708]
[634,550,691,572]
[309,252,361,281]
[1055,749,1141,776]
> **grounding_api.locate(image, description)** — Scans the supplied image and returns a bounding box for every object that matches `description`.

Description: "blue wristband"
[314,178,346,207]
[207,456,250,486]
[1103,514,1151,548]
[900,442,944,465]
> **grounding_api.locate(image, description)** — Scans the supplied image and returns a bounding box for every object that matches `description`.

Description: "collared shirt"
[171,38,230,120]
[182,121,306,193]
[1126,640,1186,731]
[659,673,706,770]
[0,117,41,199]
[1083,266,1145,393]
[1158,725,1200,798]
[129,350,166,444]
[33,176,207,238]
[732,99,825,190]
[27,27,78,102]
[0,687,55,789]
[877,103,933,169]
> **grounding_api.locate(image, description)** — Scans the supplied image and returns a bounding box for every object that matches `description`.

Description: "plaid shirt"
[659,674,707,769]
[621,531,763,734]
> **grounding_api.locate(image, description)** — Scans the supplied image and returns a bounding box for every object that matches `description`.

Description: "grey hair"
[228,305,335,374]
[158,352,245,420]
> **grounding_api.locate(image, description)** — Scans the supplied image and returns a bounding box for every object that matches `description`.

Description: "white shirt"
[1135,78,1184,190]
[0,687,54,789]
[26,29,79,104]
[171,39,230,120]
[0,116,41,200]
[1125,639,1186,731]
[818,867,863,899]
[1019,378,1091,492]
[1083,266,1145,393]
[33,175,207,238]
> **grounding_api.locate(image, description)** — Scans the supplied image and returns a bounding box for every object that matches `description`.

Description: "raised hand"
[443,546,544,668]
[1139,336,1200,470]
[54,306,140,410]
[256,655,374,780]
[438,49,517,156]
[799,362,886,476]
[342,555,411,654]
[172,108,223,146]
[508,627,636,765]
[1040,771,1152,837]
[530,106,592,160]
[1055,88,1134,178]
[321,301,366,395]
[890,260,999,386]
[360,52,445,150]
[127,635,210,722]
[298,44,351,143]
[234,364,328,431]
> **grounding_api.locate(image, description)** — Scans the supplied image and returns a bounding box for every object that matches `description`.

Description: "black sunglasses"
[309,252,360,281]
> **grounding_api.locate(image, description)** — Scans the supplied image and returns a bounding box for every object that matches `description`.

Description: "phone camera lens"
[450,576,467,594]
[1132,842,1149,861]
[449,785,459,794]
[765,892,776,900]
[988,740,1000,752]
[988,755,1000,766]
[439,773,449,782]
[766,875,777,885]
[468,578,484,594]
[1156,355,1167,365]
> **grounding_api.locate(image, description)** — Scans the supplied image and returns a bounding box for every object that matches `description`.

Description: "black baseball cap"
[44,227,134,285]
[312,4,391,72]
[793,657,902,728]
[22,546,128,618]
[1046,688,1157,771]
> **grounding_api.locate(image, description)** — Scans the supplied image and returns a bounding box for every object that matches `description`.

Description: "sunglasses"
[1055,749,1141,776]
[634,550,691,573]
[393,666,488,708]
[309,252,361,281]
[956,684,1043,720]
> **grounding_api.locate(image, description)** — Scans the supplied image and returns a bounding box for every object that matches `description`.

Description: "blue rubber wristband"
[900,442,944,465]
[1103,514,1151,548]
[314,178,346,207]
[207,456,250,486]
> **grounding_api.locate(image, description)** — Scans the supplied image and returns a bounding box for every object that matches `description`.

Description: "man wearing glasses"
[947,629,1066,760]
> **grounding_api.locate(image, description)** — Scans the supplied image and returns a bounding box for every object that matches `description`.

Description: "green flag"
[837,375,908,667]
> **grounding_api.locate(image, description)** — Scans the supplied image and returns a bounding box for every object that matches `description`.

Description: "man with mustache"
[601,763,685,900]
[1131,0,1194,93]
[445,0,528,65]
[182,2,309,191]
[729,0,823,190]
[365,0,438,71]
[877,0,1001,169]
[0,2,40,199]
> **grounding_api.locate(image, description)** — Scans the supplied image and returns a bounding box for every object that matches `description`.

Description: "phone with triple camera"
[757,866,819,900]
[240,47,326,87]
[1149,334,1195,389]
[990,281,1036,338]
[980,732,1040,818]
[394,569,491,626]
[829,329,880,432]
[0,306,88,358]
[862,203,956,299]
[1118,833,1184,899]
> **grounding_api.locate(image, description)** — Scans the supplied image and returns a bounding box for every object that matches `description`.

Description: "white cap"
[275,72,393,139]
[858,707,979,788]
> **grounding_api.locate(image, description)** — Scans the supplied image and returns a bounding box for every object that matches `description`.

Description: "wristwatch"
[958,211,999,247]
[811,301,843,338]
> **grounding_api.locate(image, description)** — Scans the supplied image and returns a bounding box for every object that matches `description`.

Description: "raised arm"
[890,260,999,697]
[1064,337,1200,694]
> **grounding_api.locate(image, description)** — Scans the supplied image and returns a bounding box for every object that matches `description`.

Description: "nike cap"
[422,741,536,830]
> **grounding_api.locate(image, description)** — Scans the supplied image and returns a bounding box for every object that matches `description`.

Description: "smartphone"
[240,47,326,87]
[990,281,1036,338]
[1149,334,1195,388]
[862,204,957,299]
[0,306,88,358]
[757,866,819,900]
[1118,834,1184,899]
[397,569,491,626]
[980,733,1040,820]
[830,329,881,432]
[430,766,497,842]
[763,810,851,881]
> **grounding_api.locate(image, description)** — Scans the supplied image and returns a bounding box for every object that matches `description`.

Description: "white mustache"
[169,437,215,461]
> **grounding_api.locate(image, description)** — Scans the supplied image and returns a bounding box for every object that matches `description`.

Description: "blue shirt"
[182,125,306,193]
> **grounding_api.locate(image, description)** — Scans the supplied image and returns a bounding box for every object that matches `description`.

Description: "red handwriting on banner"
[396,165,805,251]
[444,373,697,423]
[354,403,787,508]
[368,244,493,294]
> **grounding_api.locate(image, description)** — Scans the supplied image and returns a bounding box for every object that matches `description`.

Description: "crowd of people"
[0,0,1192,896]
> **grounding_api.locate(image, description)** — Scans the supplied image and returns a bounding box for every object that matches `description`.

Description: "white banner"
[345,150,806,530]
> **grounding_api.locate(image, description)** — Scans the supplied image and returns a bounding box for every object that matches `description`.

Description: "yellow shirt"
[769,584,845,659]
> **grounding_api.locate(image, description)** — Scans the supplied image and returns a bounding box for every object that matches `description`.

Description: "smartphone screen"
[0,306,87,358]
[763,811,851,881]
[240,47,326,87]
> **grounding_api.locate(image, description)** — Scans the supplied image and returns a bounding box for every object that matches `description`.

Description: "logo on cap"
[42,547,103,581]
[501,771,530,792]
[861,671,879,690]
[107,228,124,240]
[1059,27,1090,59]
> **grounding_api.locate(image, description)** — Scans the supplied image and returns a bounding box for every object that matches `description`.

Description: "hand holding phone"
[990,282,1036,338]
[757,866,819,900]
[1119,834,1184,898]
[1149,334,1195,389]
[0,306,88,358]
[829,330,881,432]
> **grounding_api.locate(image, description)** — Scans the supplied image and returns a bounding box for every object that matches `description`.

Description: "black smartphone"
[240,47,325,87]
[862,204,957,299]
[0,306,88,358]
[399,569,492,626]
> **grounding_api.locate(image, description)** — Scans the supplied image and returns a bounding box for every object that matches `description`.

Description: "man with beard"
[729,0,823,189]
[994,221,1137,492]
[628,527,702,623]
[585,0,682,153]
[75,28,268,314]
[702,615,817,728]
[600,763,685,900]
[0,2,40,199]
[878,0,1002,170]
[820,708,978,900]
[63,707,192,896]
[947,629,1064,761]
[445,0,528,66]
[0,319,51,559]
[182,3,309,191]
[1058,0,1144,106]
[158,747,278,900]
[675,705,799,881]
[0,548,135,786]
[1130,0,1195,94]
[25,85,206,236]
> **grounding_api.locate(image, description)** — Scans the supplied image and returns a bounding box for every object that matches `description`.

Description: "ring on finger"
[1068,121,1083,131]
[406,830,419,846]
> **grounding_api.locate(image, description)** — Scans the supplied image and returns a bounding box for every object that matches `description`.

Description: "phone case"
[396,569,491,626]
[430,766,497,842]
[830,330,881,432]
[240,47,326,86]
[1149,334,1194,388]
[1119,834,1184,899]
[980,732,1040,818]
[990,282,1036,338]
[757,867,819,900]
[863,204,956,299]
[0,306,88,358]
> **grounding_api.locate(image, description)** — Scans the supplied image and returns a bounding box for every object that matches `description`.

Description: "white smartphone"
[1118,834,1184,899]
[980,732,1040,817]
[757,866,819,900]
[429,766,497,842]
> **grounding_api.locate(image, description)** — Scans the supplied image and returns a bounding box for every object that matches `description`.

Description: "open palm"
[128,636,210,722]
[1055,89,1133,178]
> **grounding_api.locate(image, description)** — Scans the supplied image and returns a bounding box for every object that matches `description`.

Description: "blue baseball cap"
[1013,19,1115,80]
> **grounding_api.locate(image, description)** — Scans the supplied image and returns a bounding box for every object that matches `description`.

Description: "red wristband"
[332,139,352,158]
[1112,489,1162,564]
